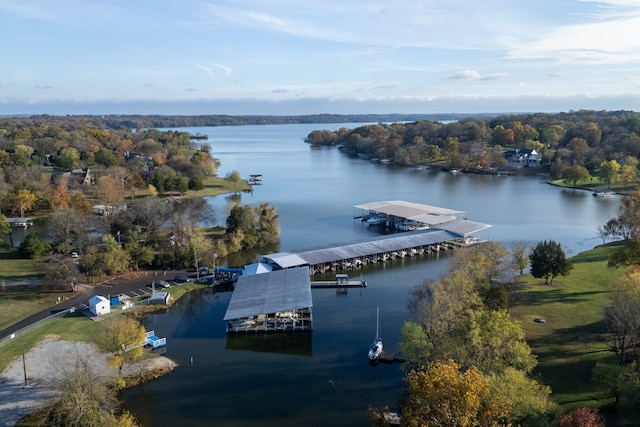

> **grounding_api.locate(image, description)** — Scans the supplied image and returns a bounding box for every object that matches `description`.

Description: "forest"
[307,110,640,186]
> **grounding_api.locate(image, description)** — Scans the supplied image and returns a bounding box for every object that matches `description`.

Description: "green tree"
[562,164,591,189]
[55,146,80,169]
[124,226,155,270]
[620,156,639,187]
[188,175,205,193]
[529,240,573,285]
[19,232,50,258]
[598,159,620,189]
[101,234,131,275]
[511,242,530,275]
[226,170,242,188]
[467,309,537,374]
[487,367,555,426]
[0,214,11,246]
[444,137,461,167]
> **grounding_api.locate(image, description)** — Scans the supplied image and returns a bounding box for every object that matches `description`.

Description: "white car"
[71,251,78,259]
[157,280,170,288]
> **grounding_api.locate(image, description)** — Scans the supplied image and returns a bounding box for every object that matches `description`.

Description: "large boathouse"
[223,201,490,333]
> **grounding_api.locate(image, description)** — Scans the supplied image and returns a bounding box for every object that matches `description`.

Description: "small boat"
[593,189,614,197]
[368,307,383,362]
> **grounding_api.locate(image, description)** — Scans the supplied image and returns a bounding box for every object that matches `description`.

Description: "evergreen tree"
[529,240,573,285]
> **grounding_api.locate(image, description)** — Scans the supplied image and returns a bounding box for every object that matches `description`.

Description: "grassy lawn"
[0,245,44,281]
[549,177,636,195]
[0,285,78,331]
[128,175,252,200]
[510,242,626,410]
[0,313,99,372]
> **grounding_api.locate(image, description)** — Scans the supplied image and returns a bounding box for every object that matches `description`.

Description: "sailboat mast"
[376,307,379,339]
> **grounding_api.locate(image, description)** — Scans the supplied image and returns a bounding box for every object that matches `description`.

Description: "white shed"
[88,295,111,316]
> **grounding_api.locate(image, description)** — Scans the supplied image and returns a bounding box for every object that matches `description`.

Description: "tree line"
[307,110,640,186]
[376,240,607,427]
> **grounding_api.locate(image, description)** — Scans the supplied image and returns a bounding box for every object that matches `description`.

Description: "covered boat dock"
[354,200,467,230]
[224,266,313,333]
[260,218,490,275]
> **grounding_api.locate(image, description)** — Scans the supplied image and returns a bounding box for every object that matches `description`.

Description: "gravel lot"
[0,338,176,427]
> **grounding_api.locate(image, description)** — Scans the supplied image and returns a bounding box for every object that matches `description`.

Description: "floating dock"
[311,280,367,288]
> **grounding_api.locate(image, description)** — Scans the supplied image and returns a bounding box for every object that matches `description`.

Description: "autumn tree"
[487,367,555,425]
[529,240,573,285]
[559,407,605,427]
[28,357,139,427]
[619,156,639,187]
[96,316,146,382]
[598,159,620,189]
[401,360,511,427]
[12,188,37,217]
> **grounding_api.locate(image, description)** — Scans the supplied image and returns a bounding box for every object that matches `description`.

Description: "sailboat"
[368,307,383,362]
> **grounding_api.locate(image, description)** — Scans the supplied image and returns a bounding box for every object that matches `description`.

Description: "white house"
[88,295,111,316]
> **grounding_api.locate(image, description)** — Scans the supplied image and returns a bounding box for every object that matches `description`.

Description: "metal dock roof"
[223,266,312,320]
[354,200,465,219]
[293,229,458,266]
[260,219,490,269]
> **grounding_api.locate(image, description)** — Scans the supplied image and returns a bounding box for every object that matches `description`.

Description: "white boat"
[368,307,383,362]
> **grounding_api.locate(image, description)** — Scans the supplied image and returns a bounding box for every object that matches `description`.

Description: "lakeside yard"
[0,240,634,423]
[510,242,628,421]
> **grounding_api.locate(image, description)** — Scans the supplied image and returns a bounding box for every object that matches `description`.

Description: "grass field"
[0,313,99,372]
[510,242,626,411]
[0,246,44,280]
[0,284,77,331]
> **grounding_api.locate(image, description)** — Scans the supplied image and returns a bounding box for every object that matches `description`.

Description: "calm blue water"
[124,123,622,426]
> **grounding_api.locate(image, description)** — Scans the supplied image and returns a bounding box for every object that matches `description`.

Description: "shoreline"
[0,338,176,426]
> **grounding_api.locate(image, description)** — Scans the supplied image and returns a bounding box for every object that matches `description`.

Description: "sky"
[1,0,640,116]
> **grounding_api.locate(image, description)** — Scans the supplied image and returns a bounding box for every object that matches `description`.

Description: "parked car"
[174,275,190,283]
[156,280,170,288]
[198,266,210,275]
[71,251,78,259]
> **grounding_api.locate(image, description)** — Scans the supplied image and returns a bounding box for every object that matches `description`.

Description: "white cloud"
[508,2,640,64]
[447,70,481,80]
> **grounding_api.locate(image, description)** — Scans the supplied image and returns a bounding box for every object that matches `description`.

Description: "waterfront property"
[256,201,490,275]
[223,266,313,333]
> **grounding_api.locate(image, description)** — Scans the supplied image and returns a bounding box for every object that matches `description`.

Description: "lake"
[123,123,622,426]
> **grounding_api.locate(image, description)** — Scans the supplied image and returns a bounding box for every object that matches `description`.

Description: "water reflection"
[225,332,313,356]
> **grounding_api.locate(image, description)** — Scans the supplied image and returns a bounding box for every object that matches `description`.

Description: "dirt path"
[0,338,176,427]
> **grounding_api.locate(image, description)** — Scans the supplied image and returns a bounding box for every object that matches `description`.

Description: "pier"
[223,201,490,334]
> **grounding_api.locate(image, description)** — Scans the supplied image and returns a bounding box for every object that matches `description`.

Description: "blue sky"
[1,0,639,115]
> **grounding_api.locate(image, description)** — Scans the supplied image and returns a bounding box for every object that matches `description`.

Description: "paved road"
[0,269,191,341]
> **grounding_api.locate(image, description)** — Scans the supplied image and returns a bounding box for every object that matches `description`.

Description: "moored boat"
[368,307,383,362]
